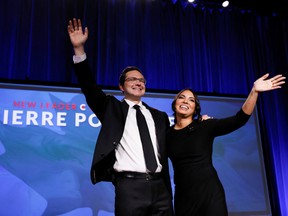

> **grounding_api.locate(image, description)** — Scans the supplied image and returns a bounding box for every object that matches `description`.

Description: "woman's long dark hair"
[171,88,202,124]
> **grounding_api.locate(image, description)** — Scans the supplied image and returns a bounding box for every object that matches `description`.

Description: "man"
[68,18,173,216]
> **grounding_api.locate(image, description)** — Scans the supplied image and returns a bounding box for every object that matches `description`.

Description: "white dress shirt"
[113,100,161,173]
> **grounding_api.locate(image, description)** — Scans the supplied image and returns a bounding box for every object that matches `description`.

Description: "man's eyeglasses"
[125,77,146,84]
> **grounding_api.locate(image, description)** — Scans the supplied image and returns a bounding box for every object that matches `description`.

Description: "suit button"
[113,142,118,146]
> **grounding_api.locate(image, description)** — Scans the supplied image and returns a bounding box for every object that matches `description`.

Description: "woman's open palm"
[254,73,286,92]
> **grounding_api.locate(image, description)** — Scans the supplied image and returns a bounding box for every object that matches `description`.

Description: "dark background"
[0,0,287,214]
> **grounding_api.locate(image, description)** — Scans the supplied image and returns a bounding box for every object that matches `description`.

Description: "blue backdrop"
[0,84,271,215]
[0,0,287,215]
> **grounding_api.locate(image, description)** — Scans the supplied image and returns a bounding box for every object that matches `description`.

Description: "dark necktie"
[134,105,158,173]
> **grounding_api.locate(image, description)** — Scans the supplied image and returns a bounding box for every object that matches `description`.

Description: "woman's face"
[174,90,196,119]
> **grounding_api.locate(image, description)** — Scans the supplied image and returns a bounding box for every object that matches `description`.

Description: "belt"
[114,171,162,180]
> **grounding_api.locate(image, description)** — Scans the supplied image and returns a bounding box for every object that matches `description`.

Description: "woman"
[167,73,285,216]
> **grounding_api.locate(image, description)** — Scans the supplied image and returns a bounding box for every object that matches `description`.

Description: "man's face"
[119,70,146,102]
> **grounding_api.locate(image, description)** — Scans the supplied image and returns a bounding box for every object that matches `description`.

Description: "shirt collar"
[124,99,145,109]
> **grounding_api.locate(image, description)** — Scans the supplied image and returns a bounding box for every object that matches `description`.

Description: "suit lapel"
[120,99,130,121]
[143,102,161,139]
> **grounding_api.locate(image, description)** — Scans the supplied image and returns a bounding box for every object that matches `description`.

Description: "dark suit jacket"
[74,59,172,196]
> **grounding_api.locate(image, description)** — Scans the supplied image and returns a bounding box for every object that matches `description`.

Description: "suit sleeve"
[73,59,107,121]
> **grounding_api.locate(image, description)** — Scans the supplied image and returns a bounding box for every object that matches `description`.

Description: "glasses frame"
[125,77,146,85]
